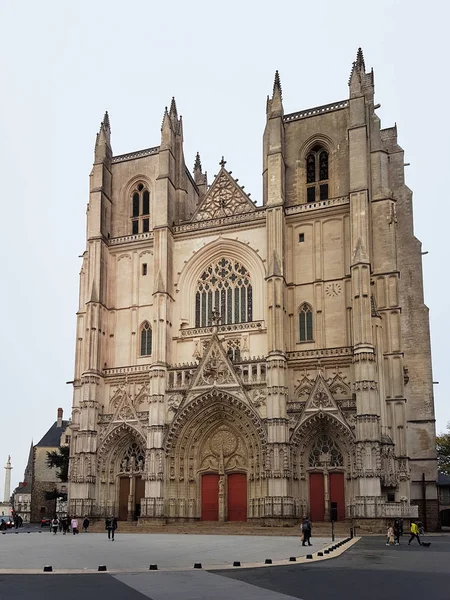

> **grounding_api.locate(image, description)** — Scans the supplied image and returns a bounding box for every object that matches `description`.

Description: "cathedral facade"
[68,50,438,528]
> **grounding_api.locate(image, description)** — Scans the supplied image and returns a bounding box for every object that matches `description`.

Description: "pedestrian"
[408,520,421,546]
[301,517,312,547]
[71,517,79,535]
[393,519,401,545]
[51,516,59,535]
[61,516,68,535]
[386,524,394,546]
[105,515,117,541]
[83,517,90,533]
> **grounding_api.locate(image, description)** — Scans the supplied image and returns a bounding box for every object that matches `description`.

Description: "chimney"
[57,408,63,428]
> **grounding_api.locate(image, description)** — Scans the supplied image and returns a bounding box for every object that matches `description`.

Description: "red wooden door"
[201,474,219,521]
[329,472,345,520]
[309,473,325,521]
[227,473,247,521]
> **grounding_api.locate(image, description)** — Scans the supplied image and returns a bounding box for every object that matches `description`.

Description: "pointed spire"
[102,110,110,132]
[194,152,202,172]
[267,70,283,117]
[95,110,112,162]
[356,47,365,72]
[169,96,178,120]
[161,105,173,132]
[273,70,282,99]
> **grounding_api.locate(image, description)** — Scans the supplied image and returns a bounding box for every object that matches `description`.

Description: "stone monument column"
[3,456,12,503]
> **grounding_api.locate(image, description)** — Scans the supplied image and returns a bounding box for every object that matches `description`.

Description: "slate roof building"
[14,409,71,522]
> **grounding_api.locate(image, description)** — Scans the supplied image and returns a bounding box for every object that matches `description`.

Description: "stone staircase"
[88,520,353,537]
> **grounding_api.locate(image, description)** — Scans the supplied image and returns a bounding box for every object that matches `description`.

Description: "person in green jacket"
[408,521,421,546]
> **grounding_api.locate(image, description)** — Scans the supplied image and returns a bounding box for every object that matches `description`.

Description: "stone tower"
[68,49,438,529]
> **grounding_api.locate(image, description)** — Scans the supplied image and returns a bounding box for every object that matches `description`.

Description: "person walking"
[408,520,421,546]
[393,519,401,545]
[51,517,59,535]
[83,517,90,533]
[71,517,79,535]
[386,524,394,546]
[301,517,312,546]
[61,516,68,535]
[105,515,117,541]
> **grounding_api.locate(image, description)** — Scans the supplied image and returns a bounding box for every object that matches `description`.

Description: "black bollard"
[289,557,297,562]
[317,552,324,556]
[233,561,241,567]
[264,559,272,564]
[149,564,158,570]
[98,565,107,572]
[194,563,202,569]
[43,565,53,572]
[324,550,329,554]
[306,554,313,559]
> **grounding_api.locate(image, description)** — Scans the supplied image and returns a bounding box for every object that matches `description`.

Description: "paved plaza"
[0,529,335,571]
[0,533,449,599]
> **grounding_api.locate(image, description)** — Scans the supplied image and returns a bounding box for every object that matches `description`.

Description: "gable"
[191,167,256,222]
[188,333,243,392]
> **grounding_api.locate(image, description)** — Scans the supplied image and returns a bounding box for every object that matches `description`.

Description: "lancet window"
[131,183,150,234]
[306,146,329,203]
[195,258,253,327]
[140,321,152,356]
[309,434,343,468]
[299,303,313,342]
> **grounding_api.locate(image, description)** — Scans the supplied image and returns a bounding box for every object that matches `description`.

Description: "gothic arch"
[120,174,154,208]
[298,134,335,160]
[297,134,336,203]
[97,422,147,468]
[290,412,355,479]
[175,237,266,326]
[165,389,267,457]
[291,412,354,450]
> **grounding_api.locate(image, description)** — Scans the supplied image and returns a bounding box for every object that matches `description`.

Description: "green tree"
[45,446,69,482]
[436,423,450,476]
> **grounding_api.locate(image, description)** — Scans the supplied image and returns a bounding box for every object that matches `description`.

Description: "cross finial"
[219,156,226,168]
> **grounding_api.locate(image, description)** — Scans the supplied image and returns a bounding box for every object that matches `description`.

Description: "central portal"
[201,473,247,521]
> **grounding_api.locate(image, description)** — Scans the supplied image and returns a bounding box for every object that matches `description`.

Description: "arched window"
[306,145,329,203]
[195,258,252,327]
[299,303,313,342]
[131,183,150,234]
[309,434,343,467]
[140,321,152,356]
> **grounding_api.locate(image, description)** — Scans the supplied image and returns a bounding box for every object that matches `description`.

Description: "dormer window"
[306,146,329,203]
[131,183,150,234]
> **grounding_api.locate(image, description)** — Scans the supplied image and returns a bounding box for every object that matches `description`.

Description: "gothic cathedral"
[68,50,438,529]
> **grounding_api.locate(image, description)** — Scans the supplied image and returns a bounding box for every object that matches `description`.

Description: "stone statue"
[121,457,128,471]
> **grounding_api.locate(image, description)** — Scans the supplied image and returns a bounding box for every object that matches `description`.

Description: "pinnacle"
[194,152,202,172]
[273,70,282,99]
[169,96,178,117]
[102,110,110,130]
[356,47,365,72]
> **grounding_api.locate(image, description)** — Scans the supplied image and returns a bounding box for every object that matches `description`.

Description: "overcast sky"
[1,0,448,493]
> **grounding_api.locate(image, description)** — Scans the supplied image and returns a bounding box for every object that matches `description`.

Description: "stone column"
[3,456,12,503]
